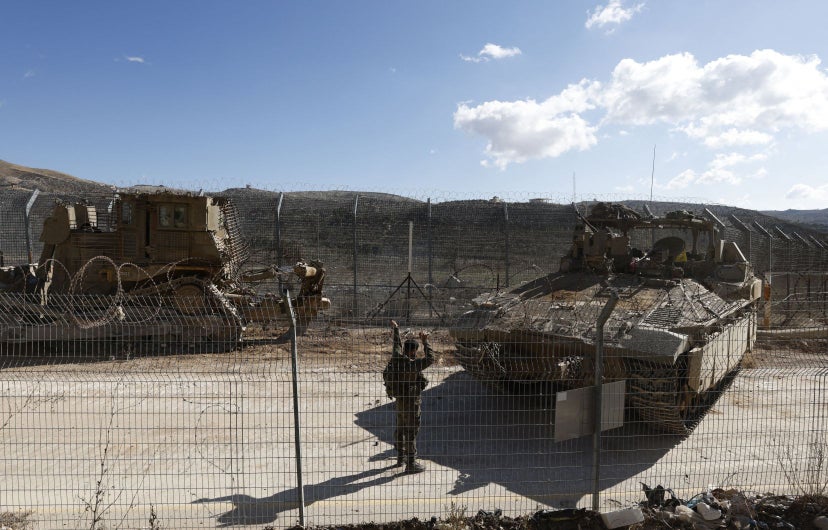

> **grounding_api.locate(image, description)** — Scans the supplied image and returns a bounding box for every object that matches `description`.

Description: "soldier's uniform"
[384,326,434,473]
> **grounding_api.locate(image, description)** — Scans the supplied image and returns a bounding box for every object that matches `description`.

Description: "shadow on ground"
[356,370,680,508]
[195,370,680,527]
[193,466,399,527]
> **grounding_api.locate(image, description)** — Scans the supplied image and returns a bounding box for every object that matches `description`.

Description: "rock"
[599,507,644,529]
[814,515,828,530]
[674,505,720,529]
[655,510,688,527]
[695,501,722,521]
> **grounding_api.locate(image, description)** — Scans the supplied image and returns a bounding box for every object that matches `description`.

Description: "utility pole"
[649,144,656,203]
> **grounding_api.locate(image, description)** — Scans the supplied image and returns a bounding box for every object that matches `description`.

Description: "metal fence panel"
[0,188,826,529]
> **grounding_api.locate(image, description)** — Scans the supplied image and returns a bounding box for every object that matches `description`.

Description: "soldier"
[383,319,435,474]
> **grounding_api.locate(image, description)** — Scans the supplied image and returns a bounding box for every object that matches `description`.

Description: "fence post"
[407,221,413,325]
[503,201,510,288]
[285,290,305,525]
[592,290,619,511]
[703,208,726,233]
[729,215,752,264]
[754,221,773,328]
[353,195,360,320]
[793,232,811,271]
[275,192,284,292]
[775,227,793,314]
[427,198,433,320]
[753,222,773,277]
[787,240,791,306]
[24,188,40,263]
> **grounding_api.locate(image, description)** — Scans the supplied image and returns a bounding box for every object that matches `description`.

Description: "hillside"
[1,159,825,235]
[761,208,828,232]
[0,159,112,196]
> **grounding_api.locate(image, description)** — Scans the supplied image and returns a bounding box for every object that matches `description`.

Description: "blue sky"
[2,1,828,210]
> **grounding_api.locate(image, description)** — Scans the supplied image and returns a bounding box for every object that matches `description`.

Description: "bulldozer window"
[159,205,172,227]
[174,205,188,227]
[121,202,133,225]
[159,204,189,229]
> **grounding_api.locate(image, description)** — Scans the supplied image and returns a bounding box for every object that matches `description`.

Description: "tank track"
[626,357,724,436]
[454,342,509,392]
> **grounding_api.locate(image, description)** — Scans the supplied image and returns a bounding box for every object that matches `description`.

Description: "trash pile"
[285,487,828,530]
[284,508,601,530]
[638,482,828,529]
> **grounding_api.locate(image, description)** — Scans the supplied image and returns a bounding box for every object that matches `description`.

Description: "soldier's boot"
[404,458,425,474]
[392,443,405,467]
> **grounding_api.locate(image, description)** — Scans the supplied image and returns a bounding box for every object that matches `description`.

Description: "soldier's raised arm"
[415,330,435,369]
[391,319,402,356]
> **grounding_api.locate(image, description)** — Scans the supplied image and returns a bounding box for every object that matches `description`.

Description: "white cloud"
[692,127,773,148]
[23,70,35,79]
[716,193,754,208]
[785,183,828,201]
[709,152,767,170]
[602,50,828,140]
[455,49,828,169]
[585,0,644,30]
[664,168,743,189]
[461,43,522,63]
[480,43,521,60]
[125,56,146,64]
[454,80,601,169]
[664,154,767,189]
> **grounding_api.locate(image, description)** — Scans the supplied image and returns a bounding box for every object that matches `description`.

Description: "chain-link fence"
[0,187,826,529]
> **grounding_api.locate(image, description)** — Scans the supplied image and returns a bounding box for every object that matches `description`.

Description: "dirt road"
[1,330,824,529]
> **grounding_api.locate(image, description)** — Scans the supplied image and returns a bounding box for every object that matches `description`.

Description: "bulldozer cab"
[114,193,227,267]
[37,191,248,293]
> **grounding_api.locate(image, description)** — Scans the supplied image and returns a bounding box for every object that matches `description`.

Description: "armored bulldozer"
[0,190,329,353]
[450,202,762,435]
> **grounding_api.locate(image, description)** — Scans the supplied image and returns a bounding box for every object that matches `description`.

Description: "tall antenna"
[572,171,576,203]
[649,144,656,203]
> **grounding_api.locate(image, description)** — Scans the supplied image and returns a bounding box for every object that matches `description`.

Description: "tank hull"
[450,203,761,435]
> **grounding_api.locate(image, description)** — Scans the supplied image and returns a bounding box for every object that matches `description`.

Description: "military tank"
[450,202,762,435]
[0,190,329,353]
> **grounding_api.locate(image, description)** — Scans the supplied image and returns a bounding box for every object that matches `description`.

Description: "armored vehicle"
[450,202,762,434]
[0,190,329,352]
